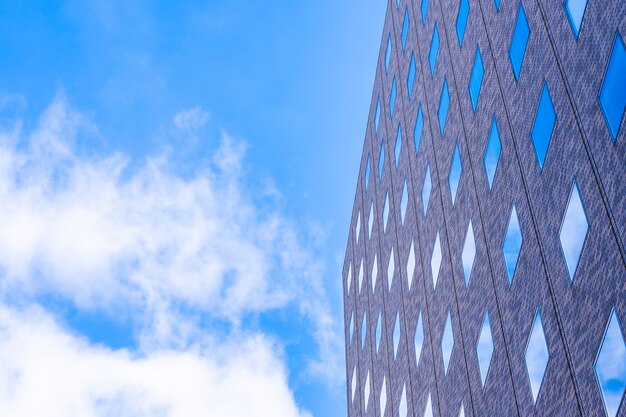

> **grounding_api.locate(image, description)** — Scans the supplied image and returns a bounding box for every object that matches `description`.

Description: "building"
[342,1,625,416]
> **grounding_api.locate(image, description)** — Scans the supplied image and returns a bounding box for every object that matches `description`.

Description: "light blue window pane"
[462,220,476,287]
[349,312,354,345]
[396,0,400,8]
[531,82,556,170]
[439,80,450,136]
[393,312,401,359]
[484,118,501,190]
[402,8,410,51]
[503,204,522,285]
[407,54,416,99]
[509,3,530,81]
[599,33,626,141]
[422,0,429,24]
[457,0,469,47]
[431,232,442,288]
[379,140,385,179]
[477,309,494,387]
[469,47,484,111]
[442,309,454,375]
[414,105,424,154]
[415,312,424,366]
[375,97,381,132]
[390,77,397,119]
[375,312,382,354]
[525,309,549,404]
[595,308,626,417]
[430,25,440,76]
[400,180,408,224]
[362,311,367,350]
[395,124,402,168]
[559,180,588,281]
[494,0,500,11]
[422,163,432,216]
[385,35,392,73]
[565,0,587,38]
[365,154,371,188]
[449,143,462,205]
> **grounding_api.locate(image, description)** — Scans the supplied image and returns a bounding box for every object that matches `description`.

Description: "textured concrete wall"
[342,0,625,416]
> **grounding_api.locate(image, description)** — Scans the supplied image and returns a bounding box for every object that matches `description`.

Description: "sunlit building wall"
[343,0,625,416]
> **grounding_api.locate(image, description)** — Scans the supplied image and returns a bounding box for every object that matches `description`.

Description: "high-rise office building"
[342,1,625,416]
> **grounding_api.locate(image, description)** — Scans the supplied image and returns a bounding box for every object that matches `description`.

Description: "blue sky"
[0,1,385,416]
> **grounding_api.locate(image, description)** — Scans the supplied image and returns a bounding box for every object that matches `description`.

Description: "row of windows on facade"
[378,0,623,145]
[346,302,624,417]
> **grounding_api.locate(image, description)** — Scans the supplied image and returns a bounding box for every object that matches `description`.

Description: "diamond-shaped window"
[422,163,432,216]
[415,311,424,366]
[349,311,354,344]
[509,2,530,81]
[380,377,388,416]
[477,309,494,387]
[494,0,500,11]
[368,204,374,239]
[484,118,501,191]
[503,204,522,285]
[393,312,401,358]
[395,124,402,168]
[376,311,382,353]
[415,105,424,154]
[525,309,549,404]
[347,262,352,294]
[379,140,385,179]
[401,180,409,224]
[399,384,408,417]
[531,82,556,171]
[351,366,357,402]
[375,97,381,132]
[457,0,469,47]
[388,248,395,290]
[442,309,454,375]
[355,211,361,244]
[424,394,433,417]
[364,371,371,412]
[431,232,442,289]
[439,80,450,136]
[469,47,484,111]
[383,192,390,232]
[459,404,465,417]
[422,0,429,24]
[449,143,462,205]
[595,308,626,417]
[408,54,416,99]
[402,8,410,51]
[358,259,364,293]
[559,180,588,281]
[565,0,588,38]
[385,35,392,73]
[429,25,440,76]
[407,241,416,290]
[372,254,378,291]
[390,77,397,119]
[361,310,367,349]
[599,33,626,141]
[365,154,371,189]
[462,220,476,287]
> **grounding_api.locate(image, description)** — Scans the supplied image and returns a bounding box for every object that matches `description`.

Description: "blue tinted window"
[599,33,626,141]
[531,82,556,170]
[395,124,402,168]
[407,54,416,99]
[422,163,432,216]
[595,308,626,417]
[415,312,424,365]
[477,309,494,387]
[509,3,530,81]
[559,180,588,281]
[400,180,408,224]
[442,309,454,375]
[390,77,397,119]
[361,311,367,349]
[484,118,501,190]
[422,0,429,24]
[503,204,522,284]
[449,143,462,205]
[438,80,450,136]
[565,0,588,38]
[375,97,381,132]
[462,220,476,286]
[429,25,440,76]
[365,154,371,188]
[393,312,401,358]
[526,309,549,404]
[385,35,392,73]
[375,312,382,353]
[431,232,442,288]
[414,105,424,154]
[457,0,469,47]
[494,0,500,11]
[379,140,385,178]
[469,47,484,111]
[402,8,410,51]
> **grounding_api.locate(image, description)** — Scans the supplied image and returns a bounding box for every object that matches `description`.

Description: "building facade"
[342,0,625,416]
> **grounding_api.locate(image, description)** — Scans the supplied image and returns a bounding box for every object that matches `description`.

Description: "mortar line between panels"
[475,0,586,415]
[533,0,626,267]
[402,1,476,416]
[431,0,524,414]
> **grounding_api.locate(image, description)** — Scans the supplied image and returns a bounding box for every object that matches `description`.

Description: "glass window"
[402,8,410,51]
[388,248,395,291]
[531,82,556,170]
[503,204,522,285]
[407,53,416,99]
[565,0,588,38]
[449,142,462,205]
[599,33,626,141]
[429,24,440,76]
[349,311,354,344]
[400,179,409,224]
[425,394,434,417]
[477,309,494,387]
[422,0,429,24]
[351,366,357,402]
[358,258,364,293]
[372,253,378,291]
[380,377,387,416]
[439,80,450,136]
[390,77,397,119]
[399,384,407,417]
[414,105,424,154]
[442,309,454,375]
[383,192,390,232]
[379,140,385,179]
[559,179,588,281]
[462,220,476,287]
[407,241,416,290]
[509,3,530,81]
[595,308,626,417]
[375,97,381,132]
[459,404,465,417]
[494,0,500,11]
[385,35,392,73]
[456,0,469,47]
[364,371,371,412]
[469,47,484,111]
[415,311,424,366]
[347,262,352,293]
[355,211,361,244]
[368,203,374,239]
[484,117,501,190]
[422,163,432,216]
[393,312,401,358]
[395,124,402,168]
[375,311,382,353]
[525,309,549,404]
[364,154,371,189]
[361,310,367,349]
[431,232,442,289]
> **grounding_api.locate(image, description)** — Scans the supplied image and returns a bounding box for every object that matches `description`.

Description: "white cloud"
[173,107,209,132]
